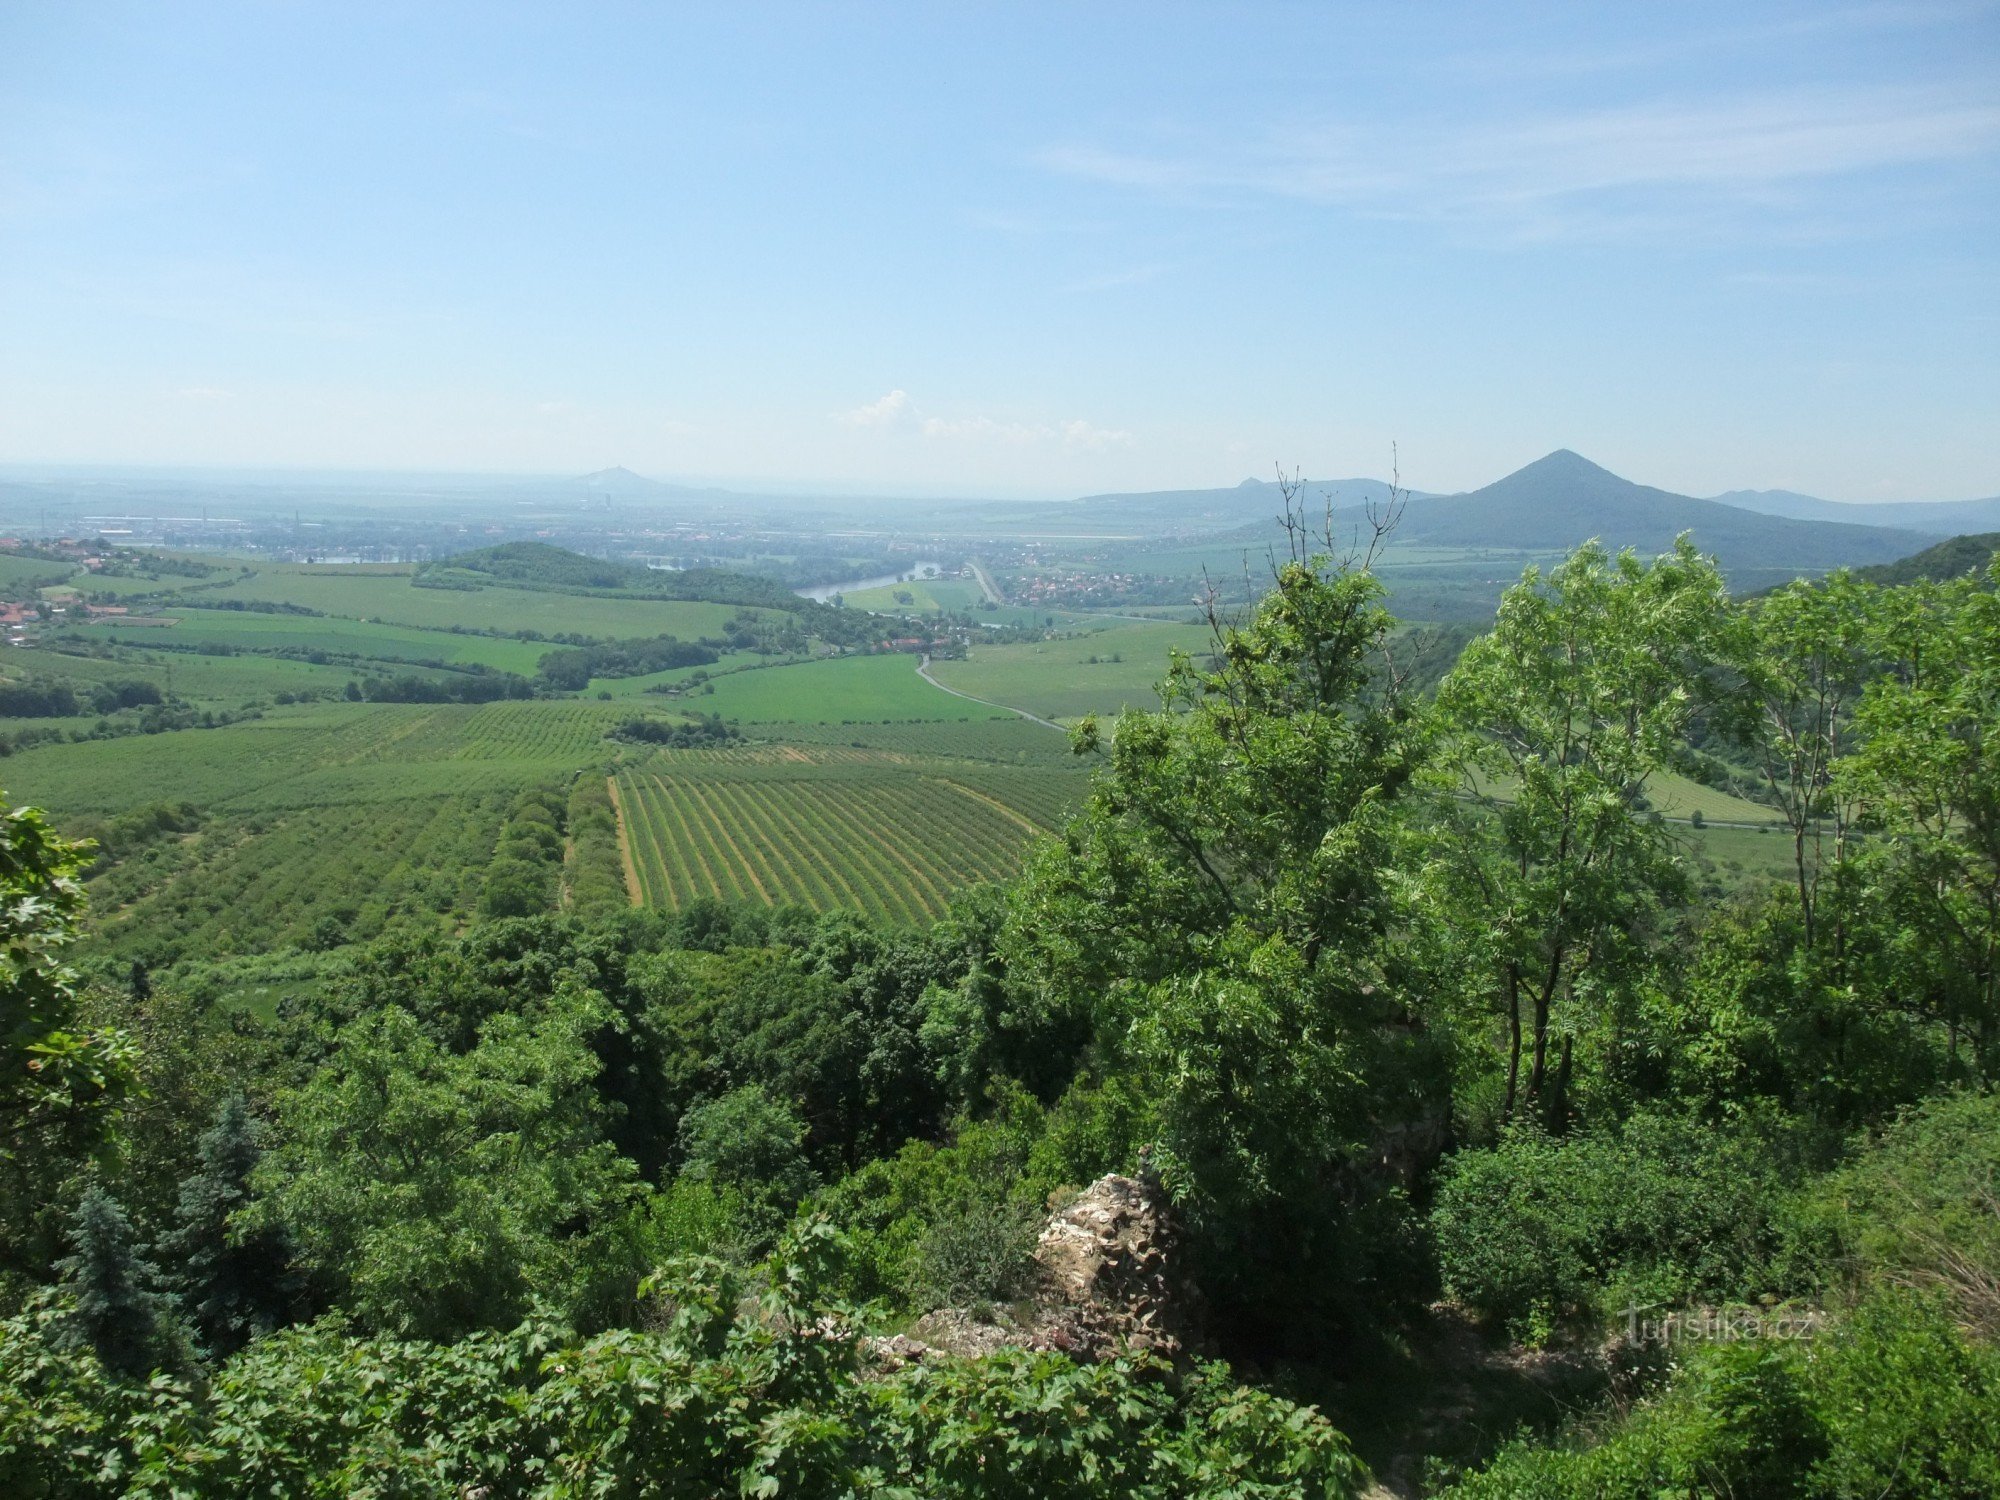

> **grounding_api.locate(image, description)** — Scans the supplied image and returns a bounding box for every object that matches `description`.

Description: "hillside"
[419,541,802,609]
[1709,487,2000,534]
[1050,474,1438,530]
[1390,450,1930,568]
[1853,530,2000,586]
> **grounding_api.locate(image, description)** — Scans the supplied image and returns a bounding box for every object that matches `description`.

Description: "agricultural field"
[0,552,85,595]
[80,608,551,673]
[2,642,369,708]
[925,621,1210,723]
[614,744,1087,924]
[1,699,637,816]
[178,564,771,638]
[694,651,1013,724]
[764,717,1076,764]
[83,791,521,965]
[582,649,778,698]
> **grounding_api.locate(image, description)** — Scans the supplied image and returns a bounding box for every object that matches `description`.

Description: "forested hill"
[1853,530,2000,586]
[1386,449,1926,566]
[417,541,801,609]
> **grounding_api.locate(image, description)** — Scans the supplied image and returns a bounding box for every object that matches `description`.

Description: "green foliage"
[1431,1112,1800,1337]
[0,1234,1367,1498]
[0,792,136,1293]
[248,991,639,1338]
[1008,535,1439,1339]
[1811,1089,2000,1337]
[1843,563,2000,1080]
[159,1095,302,1356]
[1433,537,1732,1130]
[53,1186,170,1378]
[677,1084,817,1246]
[1443,1291,2000,1500]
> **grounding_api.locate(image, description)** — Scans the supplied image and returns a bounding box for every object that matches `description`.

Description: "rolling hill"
[1853,531,2000,586]
[1388,450,1930,568]
[1707,488,2000,535]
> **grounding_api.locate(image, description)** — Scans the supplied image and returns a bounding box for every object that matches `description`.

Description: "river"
[794,561,942,603]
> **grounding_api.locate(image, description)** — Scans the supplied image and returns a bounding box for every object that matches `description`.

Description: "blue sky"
[2,1,1996,500]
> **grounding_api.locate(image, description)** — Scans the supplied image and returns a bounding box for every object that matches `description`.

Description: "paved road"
[915,655,1067,733]
[966,559,1005,606]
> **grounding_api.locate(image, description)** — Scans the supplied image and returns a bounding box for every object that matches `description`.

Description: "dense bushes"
[1431,1112,1805,1338]
[0,1239,1366,1498]
[1443,1292,2000,1499]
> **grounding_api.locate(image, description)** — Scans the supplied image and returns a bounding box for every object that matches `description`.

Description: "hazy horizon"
[4,2,1997,502]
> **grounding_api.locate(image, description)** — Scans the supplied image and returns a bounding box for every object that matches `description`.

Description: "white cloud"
[840,389,914,427]
[842,390,1131,450]
[1040,86,2000,241]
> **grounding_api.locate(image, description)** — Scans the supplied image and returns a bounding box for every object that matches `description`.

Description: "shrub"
[1431,1112,1799,1337]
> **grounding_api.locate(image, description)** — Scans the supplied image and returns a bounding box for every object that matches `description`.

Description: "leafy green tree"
[1008,512,1439,1334]
[54,1185,168,1377]
[677,1084,816,1245]
[1843,561,2000,1078]
[159,1094,302,1356]
[0,794,135,1290]
[1434,538,1732,1128]
[1733,570,1881,955]
[247,987,638,1339]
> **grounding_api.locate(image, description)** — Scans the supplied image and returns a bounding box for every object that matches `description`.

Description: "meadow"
[177,564,770,638]
[81,608,554,673]
[693,651,1013,723]
[925,621,1210,723]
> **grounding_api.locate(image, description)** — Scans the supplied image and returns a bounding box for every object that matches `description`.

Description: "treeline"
[4,530,1998,1494]
[537,634,719,691]
[608,712,737,748]
[345,671,536,704]
[0,677,162,717]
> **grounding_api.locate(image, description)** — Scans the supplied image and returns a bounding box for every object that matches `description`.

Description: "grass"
[5,642,403,707]
[695,652,1011,724]
[80,608,552,673]
[0,553,81,595]
[926,621,1210,723]
[182,564,771,638]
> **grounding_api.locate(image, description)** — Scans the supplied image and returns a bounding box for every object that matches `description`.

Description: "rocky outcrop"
[867,1174,1197,1370]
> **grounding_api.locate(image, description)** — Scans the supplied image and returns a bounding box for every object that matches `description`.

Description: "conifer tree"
[55,1184,165,1376]
[161,1093,301,1355]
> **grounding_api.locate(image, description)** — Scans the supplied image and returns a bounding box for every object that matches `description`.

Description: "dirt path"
[915,655,1067,733]
[604,775,642,904]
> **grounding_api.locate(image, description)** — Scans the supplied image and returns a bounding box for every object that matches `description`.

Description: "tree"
[1732,570,1881,956]
[1842,560,2000,1078]
[1434,538,1732,1128]
[1007,493,1440,1335]
[0,793,135,1283]
[677,1085,816,1246]
[54,1185,167,1376]
[247,988,638,1339]
[159,1094,303,1356]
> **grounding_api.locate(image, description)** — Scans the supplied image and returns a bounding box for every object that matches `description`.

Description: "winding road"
[915,655,1067,734]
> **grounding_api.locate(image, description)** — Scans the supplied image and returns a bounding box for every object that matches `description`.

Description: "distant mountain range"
[1063,450,1957,576]
[1705,488,2000,534]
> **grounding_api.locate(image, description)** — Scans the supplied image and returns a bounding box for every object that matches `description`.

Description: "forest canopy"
[4,526,1998,1496]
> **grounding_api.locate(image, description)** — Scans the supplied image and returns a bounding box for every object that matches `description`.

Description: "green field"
[181,564,768,638]
[695,651,1012,724]
[2,643,374,707]
[0,553,82,595]
[2,699,638,815]
[615,744,1084,924]
[926,621,1209,723]
[81,608,552,673]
